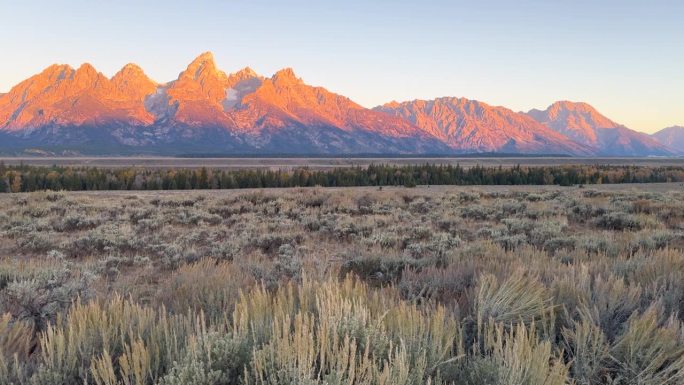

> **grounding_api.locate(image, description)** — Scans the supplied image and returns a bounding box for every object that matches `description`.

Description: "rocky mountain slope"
[527,101,674,156]
[375,97,593,155]
[652,126,684,154]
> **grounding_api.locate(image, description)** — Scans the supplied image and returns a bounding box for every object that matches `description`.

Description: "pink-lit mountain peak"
[179,51,227,82]
[111,63,157,101]
[0,59,161,130]
[544,100,618,128]
[527,101,674,155]
[230,66,259,81]
[115,63,148,78]
[271,68,304,86]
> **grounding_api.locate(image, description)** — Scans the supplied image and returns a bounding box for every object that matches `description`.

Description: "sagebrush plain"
[2,183,684,384]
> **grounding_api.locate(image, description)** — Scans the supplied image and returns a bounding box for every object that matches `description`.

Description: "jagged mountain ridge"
[0,52,449,154]
[0,52,675,156]
[526,101,675,156]
[0,63,158,130]
[374,97,593,155]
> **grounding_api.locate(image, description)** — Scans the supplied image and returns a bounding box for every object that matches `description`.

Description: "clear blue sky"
[1,0,682,132]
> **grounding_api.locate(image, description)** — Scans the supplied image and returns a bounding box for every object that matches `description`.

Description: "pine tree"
[198,167,209,189]
[10,173,23,193]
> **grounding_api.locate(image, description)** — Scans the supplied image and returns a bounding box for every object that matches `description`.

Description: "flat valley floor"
[2,156,684,169]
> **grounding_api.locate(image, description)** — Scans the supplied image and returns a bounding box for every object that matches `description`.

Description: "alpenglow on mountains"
[0,52,678,156]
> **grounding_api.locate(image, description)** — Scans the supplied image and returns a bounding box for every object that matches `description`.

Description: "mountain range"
[0,52,680,156]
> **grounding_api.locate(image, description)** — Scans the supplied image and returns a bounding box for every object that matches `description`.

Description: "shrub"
[460,205,490,220]
[158,332,250,385]
[576,235,618,257]
[51,214,100,232]
[497,200,527,217]
[458,191,480,202]
[543,237,576,254]
[502,218,535,235]
[273,244,302,280]
[333,220,373,240]
[494,234,528,251]
[398,263,476,305]
[340,257,421,286]
[250,234,301,254]
[173,209,222,226]
[297,190,330,208]
[16,233,56,254]
[1,267,94,332]
[593,211,644,231]
[369,232,401,249]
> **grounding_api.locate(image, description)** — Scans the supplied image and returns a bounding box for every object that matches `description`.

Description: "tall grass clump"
[236,276,461,385]
[610,306,684,385]
[0,314,31,385]
[475,270,554,329]
[562,314,611,385]
[461,321,570,385]
[30,297,197,385]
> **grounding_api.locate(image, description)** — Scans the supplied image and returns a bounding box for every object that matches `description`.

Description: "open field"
[73,181,684,197]
[2,184,684,384]
[2,156,684,170]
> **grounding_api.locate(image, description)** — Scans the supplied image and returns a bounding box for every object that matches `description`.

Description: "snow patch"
[226,88,238,101]
[222,78,262,111]
[144,86,177,119]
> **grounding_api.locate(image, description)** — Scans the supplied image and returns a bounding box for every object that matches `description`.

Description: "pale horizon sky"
[0,0,682,133]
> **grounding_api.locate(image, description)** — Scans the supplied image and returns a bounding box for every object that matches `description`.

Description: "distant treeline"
[1,163,683,192]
